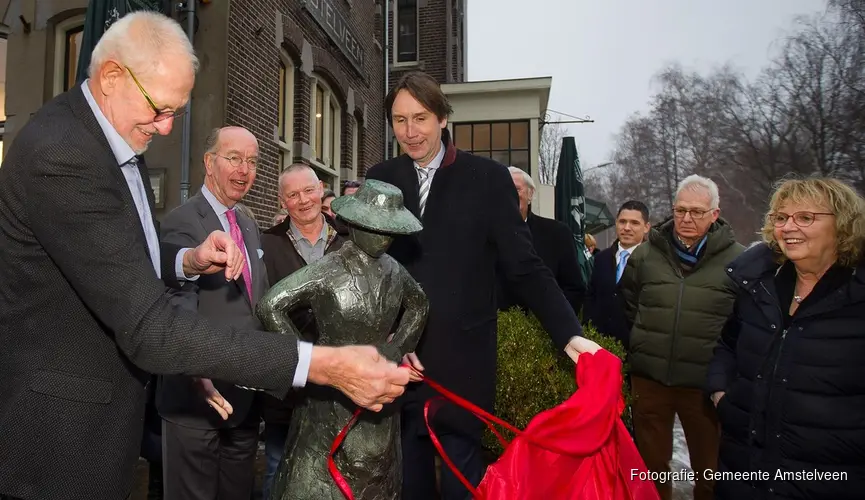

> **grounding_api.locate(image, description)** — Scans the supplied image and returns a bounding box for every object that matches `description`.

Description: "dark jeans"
[401,404,485,500]
[262,423,290,500]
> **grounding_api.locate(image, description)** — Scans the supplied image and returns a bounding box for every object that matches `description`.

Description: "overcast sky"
[466,0,827,172]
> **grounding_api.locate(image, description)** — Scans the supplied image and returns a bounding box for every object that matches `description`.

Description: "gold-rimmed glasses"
[213,154,258,171]
[125,65,185,122]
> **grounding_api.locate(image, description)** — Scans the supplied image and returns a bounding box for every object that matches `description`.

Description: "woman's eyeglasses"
[768,211,834,228]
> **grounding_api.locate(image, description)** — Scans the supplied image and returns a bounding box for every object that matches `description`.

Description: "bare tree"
[600,0,865,243]
[538,121,567,185]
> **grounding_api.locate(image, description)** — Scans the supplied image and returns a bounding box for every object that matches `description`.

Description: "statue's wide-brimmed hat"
[330,179,422,235]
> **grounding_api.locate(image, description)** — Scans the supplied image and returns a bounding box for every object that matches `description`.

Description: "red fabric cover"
[472,350,660,500]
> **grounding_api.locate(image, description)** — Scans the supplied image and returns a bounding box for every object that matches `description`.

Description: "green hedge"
[482,309,631,457]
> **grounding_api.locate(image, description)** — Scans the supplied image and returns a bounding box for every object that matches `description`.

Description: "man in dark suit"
[498,166,585,314]
[157,126,267,499]
[366,71,585,500]
[257,163,348,499]
[0,12,408,500]
[584,200,651,350]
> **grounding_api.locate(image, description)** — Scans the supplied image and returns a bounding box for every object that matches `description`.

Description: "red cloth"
[435,350,660,500]
[330,350,660,500]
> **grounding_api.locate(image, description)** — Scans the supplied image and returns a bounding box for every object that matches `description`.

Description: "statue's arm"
[255,269,322,339]
[382,267,429,362]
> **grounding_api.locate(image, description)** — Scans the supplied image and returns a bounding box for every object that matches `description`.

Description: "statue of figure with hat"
[258,179,429,500]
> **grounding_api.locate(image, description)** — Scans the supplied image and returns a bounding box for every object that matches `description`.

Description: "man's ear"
[203,153,214,176]
[98,60,126,96]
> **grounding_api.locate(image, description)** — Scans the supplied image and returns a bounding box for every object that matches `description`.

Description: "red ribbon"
[329,407,363,500]
[327,366,564,499]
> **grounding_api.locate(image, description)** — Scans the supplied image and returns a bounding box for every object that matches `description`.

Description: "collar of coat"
[436,127,459,168]
[264,212,348,237]
[727,241,865,304]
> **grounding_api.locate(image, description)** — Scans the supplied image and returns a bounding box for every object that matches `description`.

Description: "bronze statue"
[257,179,428,500]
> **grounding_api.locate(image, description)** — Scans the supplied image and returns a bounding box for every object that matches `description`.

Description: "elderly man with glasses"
[618,174,744,500]
[156,125,265,500]
[0,12,409,500]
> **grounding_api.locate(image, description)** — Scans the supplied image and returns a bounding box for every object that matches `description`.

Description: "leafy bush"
[482,309,631,457]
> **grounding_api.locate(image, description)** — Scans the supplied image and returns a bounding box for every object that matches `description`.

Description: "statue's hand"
[564,335,602,364]
[193,377,234,420]
[308,346,411,412]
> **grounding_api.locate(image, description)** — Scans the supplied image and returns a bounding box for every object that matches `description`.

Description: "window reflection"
[64,26,83,92]
[451,121,532,174]
[396,0,418,63]
[315,85,325,162]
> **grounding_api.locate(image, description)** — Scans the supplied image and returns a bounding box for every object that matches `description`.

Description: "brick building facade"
[0,0,466,224]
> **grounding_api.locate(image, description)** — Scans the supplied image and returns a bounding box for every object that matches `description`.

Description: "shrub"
[482,309,631,457]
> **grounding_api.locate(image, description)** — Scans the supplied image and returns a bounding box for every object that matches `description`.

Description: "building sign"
[301,0,366,74]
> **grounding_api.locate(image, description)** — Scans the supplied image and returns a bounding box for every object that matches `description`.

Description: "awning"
[584,197,614,235]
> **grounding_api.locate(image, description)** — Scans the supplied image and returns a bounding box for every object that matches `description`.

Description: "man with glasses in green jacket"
[619,174,744,500]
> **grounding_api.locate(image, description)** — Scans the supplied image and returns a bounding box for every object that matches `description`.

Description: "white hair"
[507,166,535,194]
[675,174,720,209]
[89,11,199,79]
[278,164,319,198]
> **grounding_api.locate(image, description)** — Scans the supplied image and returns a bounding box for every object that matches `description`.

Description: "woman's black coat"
[706,243,865,500]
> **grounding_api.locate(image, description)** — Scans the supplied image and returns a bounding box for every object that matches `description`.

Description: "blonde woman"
[707,177,865,500]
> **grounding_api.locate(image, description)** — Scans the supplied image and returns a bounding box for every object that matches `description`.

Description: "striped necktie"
[417,166,433,217]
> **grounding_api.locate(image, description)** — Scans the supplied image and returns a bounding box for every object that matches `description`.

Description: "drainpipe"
[178,0,196,204]
[445,0,452,82]
[383,0,390,161]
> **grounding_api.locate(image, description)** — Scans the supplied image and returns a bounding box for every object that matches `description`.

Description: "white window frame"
[277,52,295,170]
[393,0,419,66]
[309,75,341,184]
[53,15,86,97]
[349,118,359,180]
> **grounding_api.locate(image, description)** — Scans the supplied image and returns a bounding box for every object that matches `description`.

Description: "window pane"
[474,151,491,158]
[397,0,418,62]
[316,168,334,190]
[511,150,529,173]
[472,123,490,151]
[330,101,338,167]
[351,122,359,172]
[492,150,509,166]
[315,85,324,161]
[510,121,529,149]
[454,124,471,150]
[491,123,509,150]
[65,27,84,91]
[278,65,286,141]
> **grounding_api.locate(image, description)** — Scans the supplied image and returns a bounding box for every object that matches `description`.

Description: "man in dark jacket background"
[619,175,744,500]
[498,166,585,315]
[257,163,347,499]
[585,200,651,349]
[366,71,585,500]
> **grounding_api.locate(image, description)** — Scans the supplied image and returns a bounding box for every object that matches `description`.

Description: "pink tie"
[225,209,253,301]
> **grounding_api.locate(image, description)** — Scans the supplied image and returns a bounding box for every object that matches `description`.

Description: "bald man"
[157,126,267,499]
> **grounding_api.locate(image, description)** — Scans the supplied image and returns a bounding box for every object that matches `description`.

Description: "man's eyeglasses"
[125,66,185,123]
[768,211,834,228]
[673,208,713,220]
[213,154,258,171]
[343,180,362,188]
